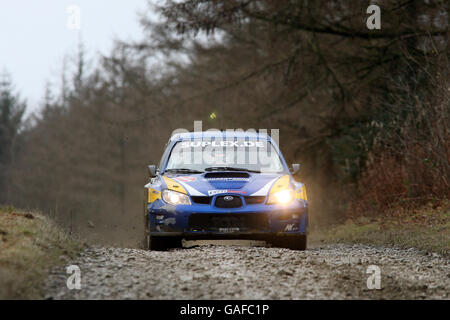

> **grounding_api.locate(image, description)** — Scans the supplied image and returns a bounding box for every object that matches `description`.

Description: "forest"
[0,0,448,245]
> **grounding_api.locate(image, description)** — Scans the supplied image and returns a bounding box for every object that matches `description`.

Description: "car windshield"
[165,139,285,173]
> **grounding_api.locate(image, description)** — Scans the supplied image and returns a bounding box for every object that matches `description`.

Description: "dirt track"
[45,242,449,299]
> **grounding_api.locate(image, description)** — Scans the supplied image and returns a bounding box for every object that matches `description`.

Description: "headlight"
[267,189,294,204]
[162,189,191,205]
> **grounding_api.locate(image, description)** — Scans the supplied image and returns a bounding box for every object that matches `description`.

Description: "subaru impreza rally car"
[144,131,308,250]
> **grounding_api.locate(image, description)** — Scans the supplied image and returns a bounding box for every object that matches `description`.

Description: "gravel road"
[45,241,449,299]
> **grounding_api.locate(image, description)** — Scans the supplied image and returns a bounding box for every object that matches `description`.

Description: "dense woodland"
[0,0,448,244]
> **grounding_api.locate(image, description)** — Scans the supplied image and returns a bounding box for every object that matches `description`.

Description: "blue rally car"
[144,131,308,250]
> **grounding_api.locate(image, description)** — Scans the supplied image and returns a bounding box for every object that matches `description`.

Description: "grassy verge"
[0,206,83,299]
[310,200,450,257]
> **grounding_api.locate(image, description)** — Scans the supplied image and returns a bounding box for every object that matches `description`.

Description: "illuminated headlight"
[267,189,294,205]
[162,189,191,205]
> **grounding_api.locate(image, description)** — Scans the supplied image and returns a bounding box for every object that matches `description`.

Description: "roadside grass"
[0,206,83,299]
[310,200,450,257]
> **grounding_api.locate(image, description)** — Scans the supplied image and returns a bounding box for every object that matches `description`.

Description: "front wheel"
[271,234,307,250]
[146,233,182,251]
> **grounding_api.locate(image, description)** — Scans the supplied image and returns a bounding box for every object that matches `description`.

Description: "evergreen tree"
[0,70,26,203]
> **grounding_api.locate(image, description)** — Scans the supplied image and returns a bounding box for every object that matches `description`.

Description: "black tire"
[143,225,149,250]
[143,199,149,249]
[271,234,307,250]
[147,234,182,251]
[147,235,165,250]
[143,208,182,250]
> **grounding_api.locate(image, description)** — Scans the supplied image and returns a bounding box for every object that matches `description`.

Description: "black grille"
[214,196,242,208]
[204,172,250,179]
[244,196,265,204]
[188,213,269,231]
[191,196,211,204]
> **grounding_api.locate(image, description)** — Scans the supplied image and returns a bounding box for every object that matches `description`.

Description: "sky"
[0,1,152,116]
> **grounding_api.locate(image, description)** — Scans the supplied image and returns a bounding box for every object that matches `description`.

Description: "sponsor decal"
[207,189,247,196]
[284,223,297,231]
[176,176,196,182]
[163,218,176,226]
[227,190,247,194]
[208,190,227,196]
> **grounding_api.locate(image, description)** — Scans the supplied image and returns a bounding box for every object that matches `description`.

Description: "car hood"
[163,172,287,197]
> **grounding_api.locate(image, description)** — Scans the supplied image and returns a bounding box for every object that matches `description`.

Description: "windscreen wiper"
[165,168,204,174]
[204,167,261,173]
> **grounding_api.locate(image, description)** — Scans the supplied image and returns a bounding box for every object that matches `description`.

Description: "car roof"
[170,131,273,141]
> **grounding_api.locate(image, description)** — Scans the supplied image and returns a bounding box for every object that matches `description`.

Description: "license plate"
[218,227,240,233]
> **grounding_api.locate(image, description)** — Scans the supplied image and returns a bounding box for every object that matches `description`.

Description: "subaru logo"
[223,196,234,201]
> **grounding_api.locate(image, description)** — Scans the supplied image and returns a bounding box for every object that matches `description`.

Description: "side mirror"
[148,165,157,178]
[290,163,300,175]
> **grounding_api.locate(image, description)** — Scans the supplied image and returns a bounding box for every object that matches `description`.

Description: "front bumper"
[147,200,308,237]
